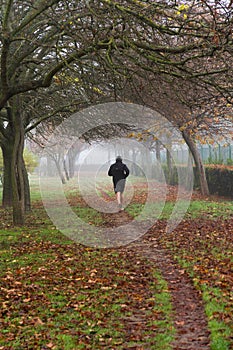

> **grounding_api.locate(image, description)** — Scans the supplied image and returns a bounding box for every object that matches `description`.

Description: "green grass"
[125,202,173,220]
[148,271,175,349]
[186,200,233,219]
[126,199,233,221]
[72,206,104,225]
[1,177,232,349]
[0,223,175,349]
[173,256,232,350]
[203,287,232,350]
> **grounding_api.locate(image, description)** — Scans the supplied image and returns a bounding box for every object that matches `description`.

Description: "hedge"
[161,165,233,198]
[205,166,233,197]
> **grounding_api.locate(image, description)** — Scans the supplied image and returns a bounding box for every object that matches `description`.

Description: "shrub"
[205,166,233,197]
[161,164,233,198]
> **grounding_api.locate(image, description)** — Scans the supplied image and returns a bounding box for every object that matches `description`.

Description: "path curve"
[101,211,211,349]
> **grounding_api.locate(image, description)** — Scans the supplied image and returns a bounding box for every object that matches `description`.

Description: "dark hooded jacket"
[108,158,129,189]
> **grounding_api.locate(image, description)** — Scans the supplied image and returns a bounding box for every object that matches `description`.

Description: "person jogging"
[108,156,130,211]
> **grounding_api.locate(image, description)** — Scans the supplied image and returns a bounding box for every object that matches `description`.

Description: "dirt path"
[101,211,211,349]
[78,186,211,349]
[130,240,210,349]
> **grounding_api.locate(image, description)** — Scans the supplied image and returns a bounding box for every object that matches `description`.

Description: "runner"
[108,156,130,211]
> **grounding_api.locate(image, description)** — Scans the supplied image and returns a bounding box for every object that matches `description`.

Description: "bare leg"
[120,192,124,206]
[116,192,124,210]
[116,192,121,205]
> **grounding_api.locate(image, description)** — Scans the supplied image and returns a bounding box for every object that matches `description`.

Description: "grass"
[148,270,175,349]
[0,221,175,349]
[0,177,232,349]
[186,200,233,219]
[163,221,233,350]
[72,207,104,225]
[173,256,233,350]
[203,288,232,350]
[125,199,233,221]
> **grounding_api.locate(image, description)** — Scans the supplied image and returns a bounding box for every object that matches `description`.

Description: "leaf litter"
[0,182,232,349]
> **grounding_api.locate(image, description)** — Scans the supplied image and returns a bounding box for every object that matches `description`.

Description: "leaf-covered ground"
[0,181,232,349]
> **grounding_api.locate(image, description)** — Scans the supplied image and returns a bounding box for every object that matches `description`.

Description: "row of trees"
[0,0,233,225]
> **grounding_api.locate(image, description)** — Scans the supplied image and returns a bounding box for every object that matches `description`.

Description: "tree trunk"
[11,111,25,225]
[1,131,31,213]
[63,158,69,181]
[166,146,173,185]
[23,158,31,212]
[54,158,66,184]
[67,146,76,179]
[2,143,13,207]
[1,97,28,225]
[155,139,161,161]
[182,130,209,196]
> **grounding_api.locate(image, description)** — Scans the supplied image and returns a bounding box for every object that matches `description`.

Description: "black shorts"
[114,179,126,193]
